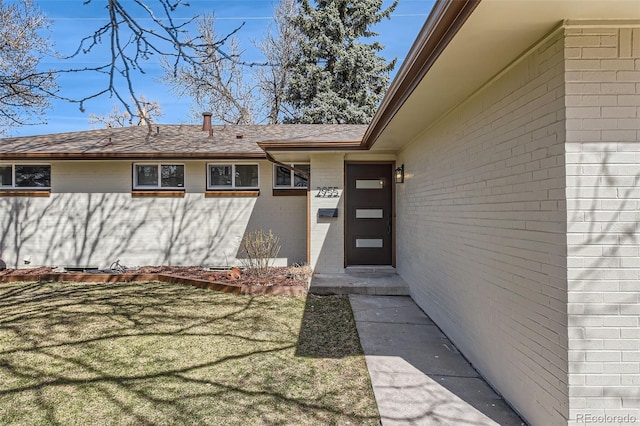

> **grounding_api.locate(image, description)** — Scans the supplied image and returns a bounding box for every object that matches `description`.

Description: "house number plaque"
[316,187,339,198]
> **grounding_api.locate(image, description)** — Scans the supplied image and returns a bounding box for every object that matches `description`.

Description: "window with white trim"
[207,163,259,189]
[133,164,185,189]
[0,164,51,189]
[274,164,310,188]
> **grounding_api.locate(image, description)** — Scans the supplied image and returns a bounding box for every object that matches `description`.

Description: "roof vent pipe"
[202,111,213,131]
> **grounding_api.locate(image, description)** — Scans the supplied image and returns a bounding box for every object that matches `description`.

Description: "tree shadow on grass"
[0,281,379,425]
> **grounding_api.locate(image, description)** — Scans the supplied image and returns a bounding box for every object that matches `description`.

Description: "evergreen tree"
[284,0,397,124]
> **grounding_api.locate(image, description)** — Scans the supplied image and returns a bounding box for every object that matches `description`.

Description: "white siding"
[396,31,569,425]
[0,160,307,268]
[565,25,640,425]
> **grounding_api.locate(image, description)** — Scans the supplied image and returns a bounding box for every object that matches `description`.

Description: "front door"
[345,163,393,265]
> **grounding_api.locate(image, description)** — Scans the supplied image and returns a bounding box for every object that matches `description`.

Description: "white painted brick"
[0,160,307,268]
[586,375,621,386]
[617,71,640,81]
[622,352,640,362]
[395,24,640,426]
[602,130,637,141]
[601,59,636,70]
[617,94,640,105]
[569,386,604,397]
[601,83,637,94]
[586,351,622,362]
[621,376,640,386]
[622,399,640,408]
[603,386,640,397]
[604,364,640,374]
[602,106,637,118]
[620,329,640,338]
[397,31,570,426]
[585,328,621,339]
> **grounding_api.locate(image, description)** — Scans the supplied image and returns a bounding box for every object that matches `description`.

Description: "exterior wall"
[308,153,397,273]
[396,31,569,424]
[0,160,307,268]
[564,24,640,425]
[309,154,345,273]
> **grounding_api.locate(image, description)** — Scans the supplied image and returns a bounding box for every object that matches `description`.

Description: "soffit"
[370,0,640,152]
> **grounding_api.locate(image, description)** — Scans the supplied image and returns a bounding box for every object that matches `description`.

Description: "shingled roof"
[0,124,367,160]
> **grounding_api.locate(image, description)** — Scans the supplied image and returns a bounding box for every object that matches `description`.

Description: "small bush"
[240,229,281,277]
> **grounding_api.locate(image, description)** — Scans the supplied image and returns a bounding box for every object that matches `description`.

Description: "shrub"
[240,229,281,277]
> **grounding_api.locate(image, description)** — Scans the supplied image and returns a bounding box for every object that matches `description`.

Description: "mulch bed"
[0,266,311,296]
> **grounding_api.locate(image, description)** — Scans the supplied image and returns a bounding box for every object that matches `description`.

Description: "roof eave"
[0,152,267,161]
[361,0,480,150]
[257,141,366,152]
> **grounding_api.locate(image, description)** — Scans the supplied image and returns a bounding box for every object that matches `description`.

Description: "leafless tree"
[0,0,57,134]
[88,95,164,128]
[57,1,246,126]
[254,0,300,124]
[161,14,258,125]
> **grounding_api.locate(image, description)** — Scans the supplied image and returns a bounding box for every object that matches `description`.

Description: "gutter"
[257,140,365,153]
[0,152,268,161]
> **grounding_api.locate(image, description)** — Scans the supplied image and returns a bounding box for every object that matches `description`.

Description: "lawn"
[0,281,379,425]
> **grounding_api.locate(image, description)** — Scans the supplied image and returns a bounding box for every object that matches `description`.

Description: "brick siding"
[565,25,640,425]
[0,160,307,268]
[397,30,570,425]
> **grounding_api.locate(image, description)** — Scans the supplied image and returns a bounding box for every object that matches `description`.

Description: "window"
[207,163,259,189]
[133,164,184,189]
[0,164,51,189]
[274,164,310,188]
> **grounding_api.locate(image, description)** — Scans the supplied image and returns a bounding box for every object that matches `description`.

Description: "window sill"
[205,190,260,197]
[0,190,51,197]
[131,190,185,198]
[272,188,308,197]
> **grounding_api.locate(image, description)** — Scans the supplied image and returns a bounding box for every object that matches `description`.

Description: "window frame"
[273,163,310,189]
[132,163,186,190]
[0,163,52,190]
[207,163,260,190]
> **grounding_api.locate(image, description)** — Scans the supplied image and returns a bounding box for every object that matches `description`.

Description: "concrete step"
[309,270,410,296]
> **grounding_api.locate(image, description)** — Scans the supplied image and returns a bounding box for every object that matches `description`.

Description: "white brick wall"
[565,25,640,425]
[397,31,570,425]
[0,160,307,268]
[309,154,345,273]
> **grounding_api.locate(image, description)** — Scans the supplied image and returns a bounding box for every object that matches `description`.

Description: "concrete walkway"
[350,295,526,426]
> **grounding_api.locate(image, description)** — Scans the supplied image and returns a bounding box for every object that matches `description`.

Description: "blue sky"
[12,0,434,136]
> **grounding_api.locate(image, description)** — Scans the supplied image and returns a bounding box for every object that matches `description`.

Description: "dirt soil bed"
[0,265,311,288]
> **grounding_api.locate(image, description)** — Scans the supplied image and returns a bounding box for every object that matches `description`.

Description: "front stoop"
[309,267,410,296]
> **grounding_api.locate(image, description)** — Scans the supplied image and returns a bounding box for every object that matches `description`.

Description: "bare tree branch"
[161,14,258,125]
[88,95,163,128]
[0,0,57,134]
[254,0,300,124]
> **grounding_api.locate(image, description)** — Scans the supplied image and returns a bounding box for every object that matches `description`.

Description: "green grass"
[0,281,379,425]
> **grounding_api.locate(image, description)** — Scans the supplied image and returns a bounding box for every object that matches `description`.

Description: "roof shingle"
[0,124,367,160]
